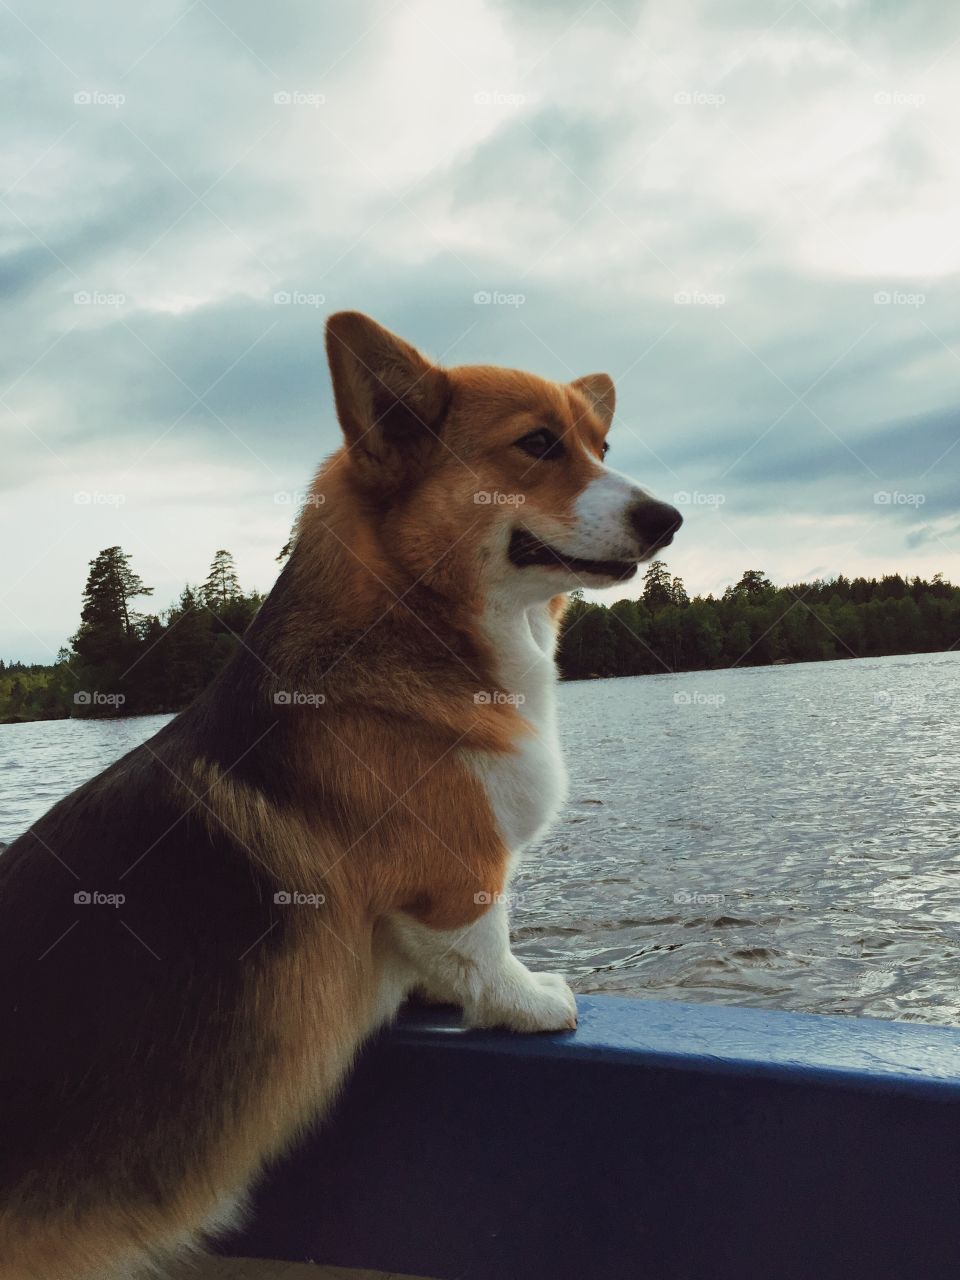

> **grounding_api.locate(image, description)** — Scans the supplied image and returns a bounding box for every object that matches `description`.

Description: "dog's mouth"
[508,529,638,582]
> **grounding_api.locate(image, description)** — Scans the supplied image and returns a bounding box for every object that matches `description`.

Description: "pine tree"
[72,547,153,665]
[727,569,773,600]
[8,678,25,715]
[642,560,674,612]
[576,606,616,677]
[202,549,241,611]
[609,599,647,675]
[164,586,213,703]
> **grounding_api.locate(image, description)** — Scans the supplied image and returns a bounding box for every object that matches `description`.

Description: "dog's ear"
[570,373,615,429]
[325,311,451,490]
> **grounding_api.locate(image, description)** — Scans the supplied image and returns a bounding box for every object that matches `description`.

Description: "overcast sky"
[2,0,959,662]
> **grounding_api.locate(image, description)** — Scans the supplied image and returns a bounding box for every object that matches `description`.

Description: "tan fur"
[0,312,617,1278]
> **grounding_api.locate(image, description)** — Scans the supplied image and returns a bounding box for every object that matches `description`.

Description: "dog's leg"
[390,901,577,1032]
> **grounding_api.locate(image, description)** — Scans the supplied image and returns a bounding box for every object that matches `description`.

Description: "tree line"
[1,547,262,722]
[558,563,960,679]
[1,552,958,722]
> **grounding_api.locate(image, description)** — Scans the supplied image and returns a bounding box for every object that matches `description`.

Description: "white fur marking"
[567,466,648,562]
[389,902,576,1032]
[467,596,566,853]
[379,591,575,1031]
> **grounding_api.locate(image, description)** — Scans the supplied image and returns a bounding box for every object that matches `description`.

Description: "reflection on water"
[512,651,960,1026]
[1,652,958,1025]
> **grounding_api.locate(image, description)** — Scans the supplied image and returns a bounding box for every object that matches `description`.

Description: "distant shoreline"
[6,560,956,724]
[2,645,957,727]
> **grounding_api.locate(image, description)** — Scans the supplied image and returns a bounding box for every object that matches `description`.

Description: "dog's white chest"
[468,602,567,856]
[474,718,566,853]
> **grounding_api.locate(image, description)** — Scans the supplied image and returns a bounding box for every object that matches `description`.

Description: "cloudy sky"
[2,0,959,661]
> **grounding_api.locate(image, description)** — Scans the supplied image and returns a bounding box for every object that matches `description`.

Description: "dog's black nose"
[630,499,683,551]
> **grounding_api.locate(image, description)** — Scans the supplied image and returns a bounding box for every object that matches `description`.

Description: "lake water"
[2,651,958,1026]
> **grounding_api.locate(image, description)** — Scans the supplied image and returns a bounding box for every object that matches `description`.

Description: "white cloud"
[1,0,959,659]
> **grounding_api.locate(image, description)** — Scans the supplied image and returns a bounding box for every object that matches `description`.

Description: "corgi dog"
[0,311,682,1279]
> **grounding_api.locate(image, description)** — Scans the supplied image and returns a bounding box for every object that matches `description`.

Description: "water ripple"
[1,653,958,1026]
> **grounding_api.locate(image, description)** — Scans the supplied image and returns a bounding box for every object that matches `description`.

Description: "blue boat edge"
[217,994,960,1279]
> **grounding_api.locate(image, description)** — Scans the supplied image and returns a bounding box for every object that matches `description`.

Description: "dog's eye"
[601,440,610,459]
[514,428,564,460]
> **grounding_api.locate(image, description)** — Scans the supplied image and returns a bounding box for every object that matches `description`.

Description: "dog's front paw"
[467,965,577,1033]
